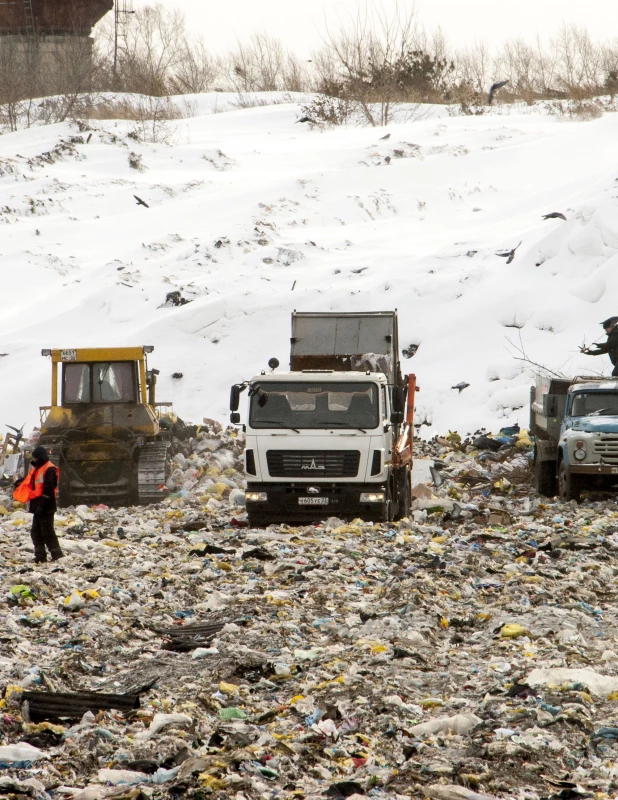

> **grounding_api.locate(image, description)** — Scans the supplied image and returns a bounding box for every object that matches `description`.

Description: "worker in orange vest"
[13,446,63,563]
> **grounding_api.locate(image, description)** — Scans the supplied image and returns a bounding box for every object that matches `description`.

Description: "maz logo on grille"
[267,450,360,478]
[301,459,326,470]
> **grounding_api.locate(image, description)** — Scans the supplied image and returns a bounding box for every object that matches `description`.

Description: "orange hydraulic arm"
[393,374,417,468]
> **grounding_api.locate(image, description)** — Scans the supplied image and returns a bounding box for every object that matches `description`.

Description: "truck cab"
[531,375,618,501]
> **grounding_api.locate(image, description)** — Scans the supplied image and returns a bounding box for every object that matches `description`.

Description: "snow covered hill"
[1,95,618,437]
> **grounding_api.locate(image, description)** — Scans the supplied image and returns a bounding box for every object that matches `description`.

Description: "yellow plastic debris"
[500,623,529,639]
[420,697,443,709]
[219,681,239,695]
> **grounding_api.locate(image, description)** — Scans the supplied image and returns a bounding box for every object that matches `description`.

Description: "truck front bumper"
[569,464,618,475]
[245,483,388,524]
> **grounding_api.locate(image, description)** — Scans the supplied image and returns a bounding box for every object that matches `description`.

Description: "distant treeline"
[1,4,617,130]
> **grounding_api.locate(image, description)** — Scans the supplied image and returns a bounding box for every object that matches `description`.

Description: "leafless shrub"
[80,96,185,142]
[299,94,354,127]
[230,92,295,110]
[545,98,604,120]
[311,4,454,127]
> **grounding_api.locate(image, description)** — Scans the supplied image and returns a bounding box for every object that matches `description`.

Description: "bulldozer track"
[137,443,170,504]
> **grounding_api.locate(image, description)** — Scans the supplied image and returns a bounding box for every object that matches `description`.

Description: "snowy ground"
[1,94,618,437]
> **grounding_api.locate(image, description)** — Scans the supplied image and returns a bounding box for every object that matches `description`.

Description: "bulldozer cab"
[41,347,164,415]
[39,347,172,507]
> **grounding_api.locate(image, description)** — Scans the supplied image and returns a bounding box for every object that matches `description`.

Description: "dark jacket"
[588,327,618,366]
[28,464,58,515]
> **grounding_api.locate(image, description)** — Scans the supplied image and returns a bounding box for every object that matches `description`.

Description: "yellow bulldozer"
[38,346,173,507]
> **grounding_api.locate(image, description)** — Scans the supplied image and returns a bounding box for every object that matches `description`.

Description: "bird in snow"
[380,133,391,140]
[134,195,149,208]
[542,212,567,220]
[496,242,521,264]
[451,382,470,393]
[296,116,313,124]
[488,80,508,105]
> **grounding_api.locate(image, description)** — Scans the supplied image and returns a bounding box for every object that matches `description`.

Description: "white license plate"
[298,497,329,506]
[61,349,77,361]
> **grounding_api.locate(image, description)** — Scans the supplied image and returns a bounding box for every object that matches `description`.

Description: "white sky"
[156,0,618,55]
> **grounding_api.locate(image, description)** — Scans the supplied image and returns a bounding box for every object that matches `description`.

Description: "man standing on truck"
[583,317,618,376]
[13,446,64,563]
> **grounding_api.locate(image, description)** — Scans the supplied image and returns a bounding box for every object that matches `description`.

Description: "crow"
[451,382,470,393]
[380,133,391,140]
[542,212,567,221]
[134,195,149,208]
[488,80,508,105]
[296,116,313,124]
[496,242,521,264]
[430,466,444,487]
[402,344,419,359]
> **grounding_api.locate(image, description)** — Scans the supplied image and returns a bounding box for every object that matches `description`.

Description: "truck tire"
[558,460,582,503]
[534,451,557,497]
[395,468,411,520]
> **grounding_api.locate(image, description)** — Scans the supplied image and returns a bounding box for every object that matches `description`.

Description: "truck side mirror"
[391,386,404,412]
[391,411,404,424]
[230,412,241,424]
[230,385,241,412]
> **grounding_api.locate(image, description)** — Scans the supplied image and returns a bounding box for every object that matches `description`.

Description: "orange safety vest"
[13,461,59,505]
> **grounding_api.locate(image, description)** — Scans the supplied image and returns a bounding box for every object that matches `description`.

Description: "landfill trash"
[0,742,49,765]
[427,786,498,800]
[408,712,482,736]
[525,667,618,697]
[22,688,143,721]
[4,422,618,797]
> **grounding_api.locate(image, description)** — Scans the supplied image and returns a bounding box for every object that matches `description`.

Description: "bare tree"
[107,4,185,95]
[171,37,220,94]
[224,33,308,92]
[315,3,421,126]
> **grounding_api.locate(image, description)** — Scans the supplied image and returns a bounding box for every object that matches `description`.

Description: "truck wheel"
[534,451,557,497]
[395,468,411,520]
[558,460,582,503]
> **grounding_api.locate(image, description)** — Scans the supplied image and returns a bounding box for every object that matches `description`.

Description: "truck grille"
[266,450,360,478]
[594,437,618,464]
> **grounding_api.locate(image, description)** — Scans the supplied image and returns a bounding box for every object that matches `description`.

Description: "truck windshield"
[250,382,379,429]
[63,362,137,404]
[571,392,618,417]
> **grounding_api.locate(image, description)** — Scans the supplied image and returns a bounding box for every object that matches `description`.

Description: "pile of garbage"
[4,425,618,799]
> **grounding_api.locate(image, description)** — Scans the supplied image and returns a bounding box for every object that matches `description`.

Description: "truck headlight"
[246,491,267,502]
[360,492,385,503]
[574,448,586,461]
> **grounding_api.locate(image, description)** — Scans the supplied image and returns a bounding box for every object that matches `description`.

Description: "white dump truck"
[531,374,618,501]
[230,311,417,526]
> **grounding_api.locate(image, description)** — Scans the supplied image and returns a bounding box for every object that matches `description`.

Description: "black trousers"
[31,512,61,558]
